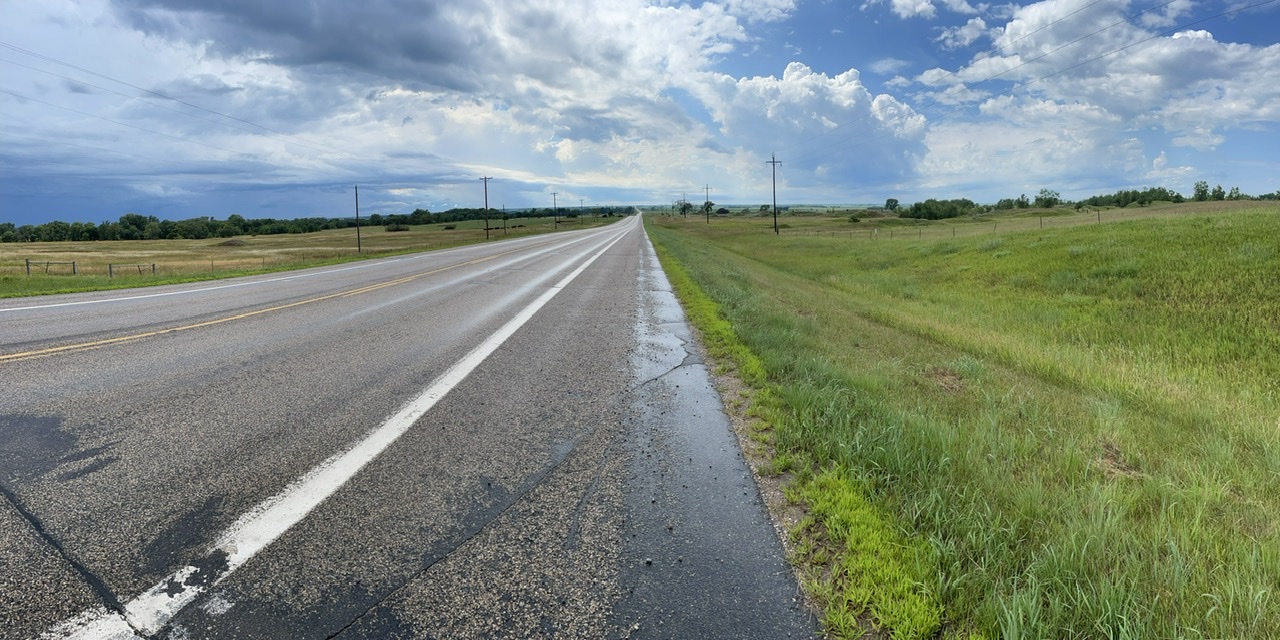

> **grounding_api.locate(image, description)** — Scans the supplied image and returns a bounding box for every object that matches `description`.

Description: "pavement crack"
[631,350,704,392]
[0,480,148,638]
[319,430,594,640]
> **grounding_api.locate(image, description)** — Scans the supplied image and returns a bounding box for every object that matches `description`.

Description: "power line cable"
[0,87,256,157]
[0,130,190,165]
[0,56,351,157]
[0,40,354,157]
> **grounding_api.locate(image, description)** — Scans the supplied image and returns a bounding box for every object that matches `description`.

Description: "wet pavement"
[1,218,817,639]
[612,236,817,638]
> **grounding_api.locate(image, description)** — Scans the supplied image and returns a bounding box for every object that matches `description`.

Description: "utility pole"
[704,183,711,224]
[552,192,559,227]
[354,184,362,253]
[682,192,687,218]
[480,176,492,240]
[579,198,584,224]
[767,153,782,235]
[502,205,507,235]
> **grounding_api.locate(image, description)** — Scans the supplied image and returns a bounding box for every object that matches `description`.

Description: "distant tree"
[885,198,900,211]
[1227,186,1244,200]
[1211,184,1226,201]
[1034,189,1061,208]
[1193,180,1209,201]
[701,200,715,218]
[759,204,770,213]
[902,198,977,220]
[1016,193,1030,209]
[678,200,693,217]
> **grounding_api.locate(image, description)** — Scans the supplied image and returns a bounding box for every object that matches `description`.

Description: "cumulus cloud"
[911,0,1280,196]
[863,0,985,20]
[692,62,927,189]
[937,17,991,49]
[1,0,819,218]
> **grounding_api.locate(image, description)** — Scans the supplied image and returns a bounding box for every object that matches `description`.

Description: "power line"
[0,55,351,158]
[0,87,256,157]
[0,131,187,165]
[0,40,352,157]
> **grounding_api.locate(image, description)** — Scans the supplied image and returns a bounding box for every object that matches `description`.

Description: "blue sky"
[1,0,1276,225]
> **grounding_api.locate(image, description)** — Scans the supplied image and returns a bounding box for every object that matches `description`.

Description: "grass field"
[0,215,614,298]
[646,201,1280,639]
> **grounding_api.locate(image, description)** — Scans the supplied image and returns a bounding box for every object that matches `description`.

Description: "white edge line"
[42,221,633,639]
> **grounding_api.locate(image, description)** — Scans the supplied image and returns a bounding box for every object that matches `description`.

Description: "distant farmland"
[0,215,612,298]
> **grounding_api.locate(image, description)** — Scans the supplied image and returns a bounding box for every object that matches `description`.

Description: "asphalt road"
[0,216,816,639]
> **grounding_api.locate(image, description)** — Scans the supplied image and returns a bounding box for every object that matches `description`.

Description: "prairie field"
[0,215,610,297]
[646,201,1280,639]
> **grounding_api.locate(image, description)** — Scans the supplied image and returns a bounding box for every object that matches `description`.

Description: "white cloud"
[937,17,991,49]
[869,57,913,74]
[691,62,927,194]
[910,0,1280,194]
[890,0,938,19]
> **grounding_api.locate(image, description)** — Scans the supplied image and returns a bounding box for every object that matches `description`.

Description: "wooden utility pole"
[354,185,362,253]
[704,184,711,224]
[766,153,782,235]
[552,192,559,226]
[480,176,492,240]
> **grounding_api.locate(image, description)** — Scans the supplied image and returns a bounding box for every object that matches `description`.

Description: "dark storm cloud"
[112,0,495,92]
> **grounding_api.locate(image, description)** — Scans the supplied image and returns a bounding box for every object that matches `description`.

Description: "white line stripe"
[42,221,633,640]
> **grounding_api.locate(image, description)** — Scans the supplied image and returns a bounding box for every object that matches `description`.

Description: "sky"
[1,0,1277,225]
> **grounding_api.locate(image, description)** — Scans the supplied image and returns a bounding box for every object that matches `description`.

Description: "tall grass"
[646,204,1280,639]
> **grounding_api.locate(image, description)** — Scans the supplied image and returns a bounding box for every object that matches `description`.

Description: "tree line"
[0,206,628,243]
[895,184,1278,221]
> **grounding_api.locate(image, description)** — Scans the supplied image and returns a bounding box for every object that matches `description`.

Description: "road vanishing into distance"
[0,216,816,639]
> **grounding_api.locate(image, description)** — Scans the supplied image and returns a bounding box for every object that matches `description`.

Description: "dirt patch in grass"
[215,239,249,247]
[1098,440,1142,479]
[926,367,964,393]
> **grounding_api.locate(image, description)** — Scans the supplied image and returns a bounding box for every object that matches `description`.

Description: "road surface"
[0,216,816,639]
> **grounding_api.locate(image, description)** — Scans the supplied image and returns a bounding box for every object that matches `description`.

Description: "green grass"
[645,202,1280,639]
[0,215,616,297]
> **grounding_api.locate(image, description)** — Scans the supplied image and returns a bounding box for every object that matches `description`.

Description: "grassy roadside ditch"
[644,206,1279,639]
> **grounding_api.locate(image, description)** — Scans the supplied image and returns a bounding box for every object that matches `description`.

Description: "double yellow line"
[0,244,540,364]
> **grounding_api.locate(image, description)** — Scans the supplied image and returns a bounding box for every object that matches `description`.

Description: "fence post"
[109,264,114,278]
[25,259,30,276]
[72,261,77,275]
[151,263,156,275]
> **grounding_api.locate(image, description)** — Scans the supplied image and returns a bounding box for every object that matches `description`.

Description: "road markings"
[42,222,633,640]
[0,238,573,364]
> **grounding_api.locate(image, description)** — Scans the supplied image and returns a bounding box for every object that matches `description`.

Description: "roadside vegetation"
[645,201,1280,639]
[0,215,617,298]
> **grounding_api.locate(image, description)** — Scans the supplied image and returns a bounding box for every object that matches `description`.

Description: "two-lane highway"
[1,216,816,639]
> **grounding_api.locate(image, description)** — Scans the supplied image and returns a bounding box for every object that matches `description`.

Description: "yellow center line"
[0,243,547,364]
